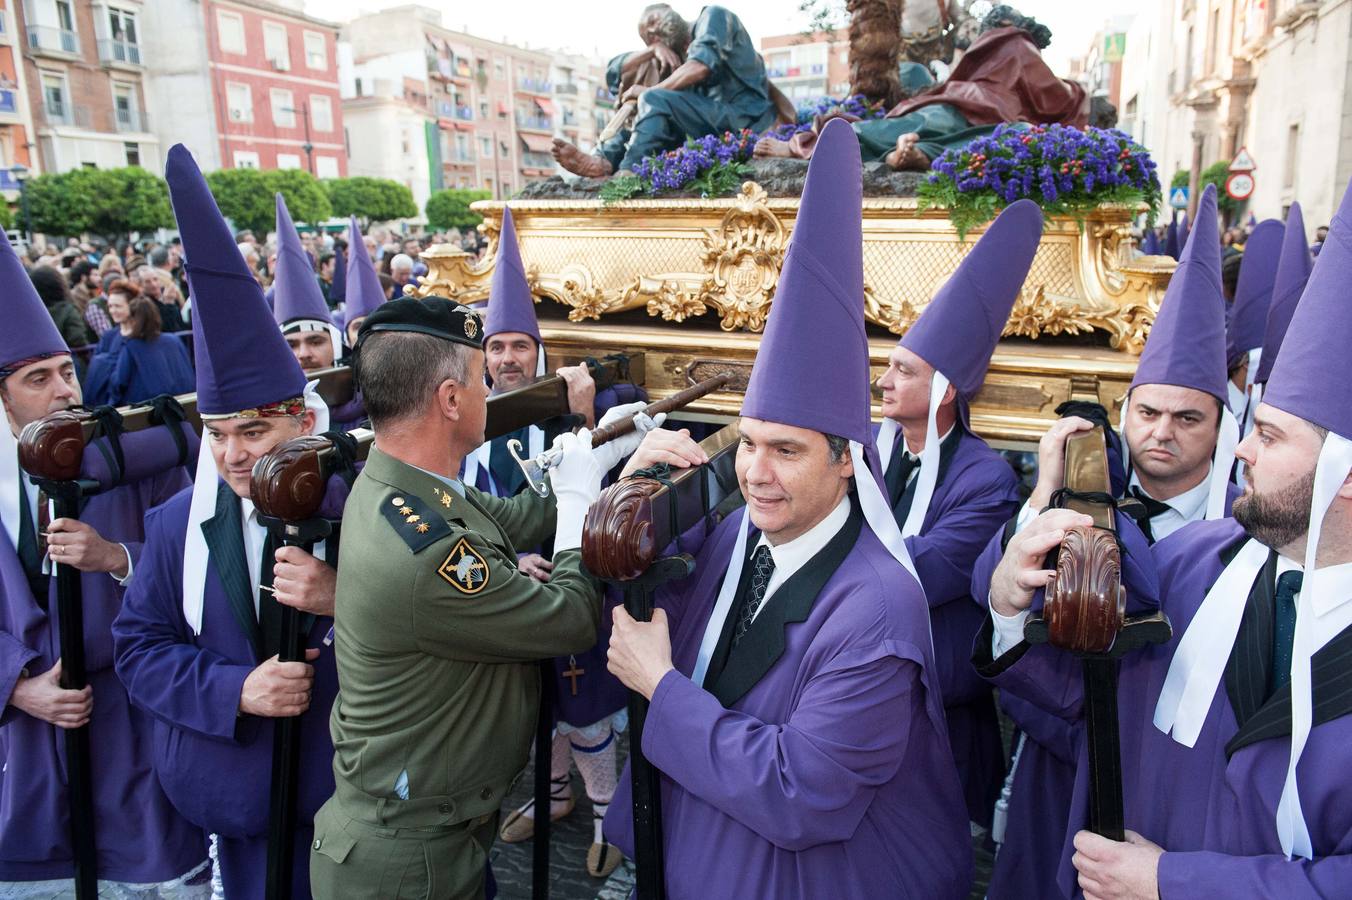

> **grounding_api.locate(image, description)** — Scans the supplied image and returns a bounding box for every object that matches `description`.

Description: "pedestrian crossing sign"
[1169,187,1189,209]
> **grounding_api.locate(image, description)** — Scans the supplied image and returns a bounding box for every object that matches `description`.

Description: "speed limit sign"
[1226,172,1255,201]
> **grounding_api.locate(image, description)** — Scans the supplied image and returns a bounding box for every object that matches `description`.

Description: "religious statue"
[755,7,1100,171]
[551,3,794,177]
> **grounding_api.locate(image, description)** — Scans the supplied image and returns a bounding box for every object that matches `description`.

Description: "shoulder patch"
[380,491,452,553]
[437,537,491,594]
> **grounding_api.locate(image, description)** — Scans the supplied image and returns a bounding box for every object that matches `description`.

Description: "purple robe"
[890,426,1019,827]
[604,503,972,898]
[0,468,207,883]
[978,517,1352,896]
[113,482,344,900]
[982,483,1239,899]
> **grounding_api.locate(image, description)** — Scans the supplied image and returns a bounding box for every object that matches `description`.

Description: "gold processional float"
[407,182,1177,449]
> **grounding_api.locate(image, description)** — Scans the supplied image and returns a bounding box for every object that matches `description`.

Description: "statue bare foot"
[753,135,794,158]
[885,133,930,171]
[552,139,614,178]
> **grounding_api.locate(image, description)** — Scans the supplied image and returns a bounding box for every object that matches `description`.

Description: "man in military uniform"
[310,296,643,899]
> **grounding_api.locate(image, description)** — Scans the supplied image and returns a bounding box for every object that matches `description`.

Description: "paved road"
[489,736,996,900]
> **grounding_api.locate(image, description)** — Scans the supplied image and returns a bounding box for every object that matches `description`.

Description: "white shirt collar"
[1129,468,1211,540]
[751,495,851,619]
[239,497,268,610]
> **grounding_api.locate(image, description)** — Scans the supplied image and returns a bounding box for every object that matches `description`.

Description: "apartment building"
[0,0,38,191]
[14,0,157,172]
[141,0,346,176]
[760,30,850,103]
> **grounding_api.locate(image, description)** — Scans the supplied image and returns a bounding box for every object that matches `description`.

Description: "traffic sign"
[1230,147,1256,172]
[1169,186,1190,209]
[1226,171,1255,201]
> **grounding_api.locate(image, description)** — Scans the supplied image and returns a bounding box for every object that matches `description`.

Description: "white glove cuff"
[554,489,590,552]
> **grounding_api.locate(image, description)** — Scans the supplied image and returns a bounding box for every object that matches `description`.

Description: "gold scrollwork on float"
[696,182,786,332]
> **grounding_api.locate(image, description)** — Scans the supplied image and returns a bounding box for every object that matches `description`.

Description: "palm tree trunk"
[847,0,904,109]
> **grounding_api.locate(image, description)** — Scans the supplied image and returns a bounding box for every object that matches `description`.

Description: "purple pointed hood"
[741,118,872,446]
[483,206,541,344]
[330,245,347,304]
[1164,217,1181,260]
[1254,202,1313,385]
[0,231,67,372]
[1178,210,1190,250]
[166,145,306,415]
[342,216,385,329]
[1264,180,1352,440]
[901,199,1043,399]
[1131,185,1227,403]
[272,193,331,328]
[1225,218,1283,368]
[1141,229,1162,255]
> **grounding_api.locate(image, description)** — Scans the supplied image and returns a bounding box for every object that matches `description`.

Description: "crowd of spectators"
[16,220,487,408]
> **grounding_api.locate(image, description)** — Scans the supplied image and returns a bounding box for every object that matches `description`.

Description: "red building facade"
[204,0,345,175]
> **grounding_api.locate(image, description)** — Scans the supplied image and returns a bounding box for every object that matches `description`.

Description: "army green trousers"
[309,791,499,899]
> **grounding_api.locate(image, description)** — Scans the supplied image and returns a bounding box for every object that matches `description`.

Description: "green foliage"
[0,200,13,231]
[25,167,173,238]
[205,168,332,237]
[918,178,1155,240]
[323,176,418,223]
[1170,169,1190,189]
[266,168,332,226]
[425,188,491,230]
[1201,160,1238,214]
[598,174,645,205]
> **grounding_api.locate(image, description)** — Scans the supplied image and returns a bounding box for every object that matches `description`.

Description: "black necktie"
[733,545,775,646]
[1127,486,1172,545]
[16,479,50,607]
[1269,571,1303,696]
[257,530,284,659]
[884,448,920,508]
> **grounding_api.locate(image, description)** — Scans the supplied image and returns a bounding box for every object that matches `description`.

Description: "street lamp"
[280,105,315,174]
[9,164,31,246]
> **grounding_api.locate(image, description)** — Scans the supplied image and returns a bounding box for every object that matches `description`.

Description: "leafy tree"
[204,168,274,237]
[324,176,418,223]
[0,201,12,231]
[24,167,173,238]
[425,188,491,230]
[267,168,332,226]
[1169,164,1237,214]
[205,167,332,237]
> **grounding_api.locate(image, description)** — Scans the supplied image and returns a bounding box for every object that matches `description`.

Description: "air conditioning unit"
[270,58,289,72]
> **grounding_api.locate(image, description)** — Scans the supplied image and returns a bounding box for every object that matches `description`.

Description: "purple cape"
[605,505,972,898]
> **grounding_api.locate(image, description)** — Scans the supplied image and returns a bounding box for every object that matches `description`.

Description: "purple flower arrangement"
[918,124,1161,237]
[600,95,887,202]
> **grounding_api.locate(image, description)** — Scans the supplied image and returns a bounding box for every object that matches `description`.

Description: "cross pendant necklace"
[563,655,585,696]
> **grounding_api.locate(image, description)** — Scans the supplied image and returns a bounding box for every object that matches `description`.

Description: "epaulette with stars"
[380,489,453,553]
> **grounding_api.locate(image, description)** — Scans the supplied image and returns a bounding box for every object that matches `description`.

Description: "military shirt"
[326,446,603,827]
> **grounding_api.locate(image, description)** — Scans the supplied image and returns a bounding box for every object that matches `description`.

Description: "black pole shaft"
[624,583,665,900]
[531,661,554,899]
[264,538,311,900]
[1082,656,1125,842]
[48,485,97,899]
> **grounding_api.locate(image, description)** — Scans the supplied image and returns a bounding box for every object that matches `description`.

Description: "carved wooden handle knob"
[250,435,334,522]
[581,477,662,581]
[1044,525,1125,654]
[18,410,91,482]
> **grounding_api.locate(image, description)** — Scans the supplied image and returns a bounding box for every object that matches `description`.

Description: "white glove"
[548,431,604,552]
[591,401,667,472]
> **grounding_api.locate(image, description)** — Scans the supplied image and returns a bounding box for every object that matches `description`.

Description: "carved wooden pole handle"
[249,435,335,523]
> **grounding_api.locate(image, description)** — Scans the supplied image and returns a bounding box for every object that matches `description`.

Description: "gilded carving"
[696,182,786,332]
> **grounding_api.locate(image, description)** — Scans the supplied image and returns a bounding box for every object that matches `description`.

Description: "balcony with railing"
[595,87,614,107]
[555,82,578,95]
[98,38,144,67]
[516,76,552,95]
[515,113,552,132]
[115,108,149,133]
[44,102,92,128]
[520,151,554,171]
[434,99,474,121]
[444,149,476,165]
[27,24,80,56]
[0,169,22,191]
[0,89,18,116]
